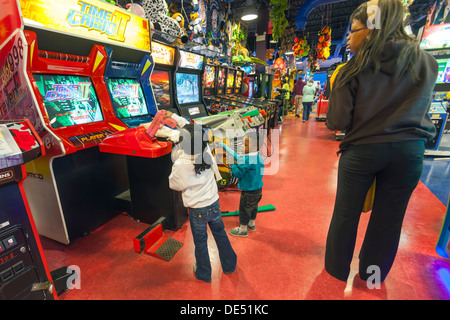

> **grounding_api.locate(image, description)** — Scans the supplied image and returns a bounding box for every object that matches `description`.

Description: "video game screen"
[176,72,199,104]
[236,72,243,89]
[436,59,450,84]
[218,68,226,92]
[151,70,172,107]
[33,74,104,128]
[227,70,235,89]
[249,80,254,98]
[204,65,216,88]
[106,78,149,118]
[420,23,450,50]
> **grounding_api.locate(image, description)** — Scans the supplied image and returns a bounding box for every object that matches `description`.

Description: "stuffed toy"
[142,0,188,43]
[189,10,206,43]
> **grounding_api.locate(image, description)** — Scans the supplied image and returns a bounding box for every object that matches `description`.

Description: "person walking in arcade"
[301,79,316,122]
[293,76,307,118]
[324,0,438,284]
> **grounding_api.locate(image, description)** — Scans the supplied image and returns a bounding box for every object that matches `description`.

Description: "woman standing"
[302,79,316,122]
[325,0,438,283]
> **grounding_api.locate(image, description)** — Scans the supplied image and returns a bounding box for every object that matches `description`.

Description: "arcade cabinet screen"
[106,78,149,118]
[236,73,243,89]
[34,74,104,129]
[204,65,216,88]
[420,23,450,50]
[176,73,199,104]
[436,59,450,84]
[249,80,254,98]
[227,70,235,89]
[151,70,171,107]
[218,68,226,92]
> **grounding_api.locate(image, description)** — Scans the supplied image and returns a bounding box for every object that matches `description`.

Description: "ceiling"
[119,0,433,55]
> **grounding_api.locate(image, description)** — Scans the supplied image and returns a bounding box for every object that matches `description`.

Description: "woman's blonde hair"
[334,0,422,88]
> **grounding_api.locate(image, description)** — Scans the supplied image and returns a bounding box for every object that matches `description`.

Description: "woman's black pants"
[325,141,425,282]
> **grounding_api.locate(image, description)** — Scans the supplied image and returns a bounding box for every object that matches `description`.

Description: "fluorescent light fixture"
[241,0,258,21]
[285,51,294,55]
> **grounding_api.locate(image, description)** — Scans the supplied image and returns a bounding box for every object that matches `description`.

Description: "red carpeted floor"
[40,114,450,300]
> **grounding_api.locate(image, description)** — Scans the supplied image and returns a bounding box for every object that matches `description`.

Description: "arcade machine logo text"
[45,83,91,102]
[67,0,131,42]
[112,84,139,98]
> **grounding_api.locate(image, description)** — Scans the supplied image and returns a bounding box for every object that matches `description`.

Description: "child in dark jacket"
[228,134,265,237]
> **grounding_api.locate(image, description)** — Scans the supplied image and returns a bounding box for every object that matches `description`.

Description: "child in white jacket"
[166,112,237,283]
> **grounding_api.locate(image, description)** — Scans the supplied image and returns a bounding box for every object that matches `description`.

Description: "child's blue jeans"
[239,188,263,225]
[189,200,237,283]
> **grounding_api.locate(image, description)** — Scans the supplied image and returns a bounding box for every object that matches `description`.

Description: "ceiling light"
[241,0,258,21]
[285,51,294,55]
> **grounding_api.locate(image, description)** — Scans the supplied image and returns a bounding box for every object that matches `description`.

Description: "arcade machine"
[204,64,235,114]
[204,64,244,113]
[419,23,450,157]
[226,69,276,128]
[15,0,152,244]
[203,63,220,114]
[98,111,187,230]
[203,63,218,98]
[174,49,208,119]
[150,41,180,116]
[102,47,157,128]
[0,4,57,299]
[0,119,57,300]
[22,31,129,245]
[99,45,188,230]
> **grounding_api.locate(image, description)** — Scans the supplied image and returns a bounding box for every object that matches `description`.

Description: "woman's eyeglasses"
[348,27,367,35]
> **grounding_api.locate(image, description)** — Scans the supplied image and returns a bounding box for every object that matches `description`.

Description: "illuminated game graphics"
[33,74,104,128]
[204,65,216,89]
[176,73,199,104]
[151,70,171,107]
[106,78,149,118]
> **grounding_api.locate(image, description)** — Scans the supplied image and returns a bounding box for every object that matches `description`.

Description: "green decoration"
[269,0,289,42]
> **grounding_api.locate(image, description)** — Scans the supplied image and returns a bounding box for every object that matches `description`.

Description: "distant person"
[167,112,237,283]
[282,79,291,115]
[293,77,307,118]
[324,0,438,284]
[302,79,316,122]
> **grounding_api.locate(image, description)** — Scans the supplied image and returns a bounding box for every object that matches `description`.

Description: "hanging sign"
[178,50,204,70]
[19,0,150,51]
[151,42,175,65]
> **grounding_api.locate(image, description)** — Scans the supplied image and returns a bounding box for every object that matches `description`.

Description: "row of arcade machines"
[203,65,280,130]
[419,23,450,259]
[0,0,215,249]
[20,30,193,246]
[420,23,450,156]
[3,0,268,247]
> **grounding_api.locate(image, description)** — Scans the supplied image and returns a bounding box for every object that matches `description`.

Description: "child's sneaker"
[247,225,256,231]
[229,227,248,237]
